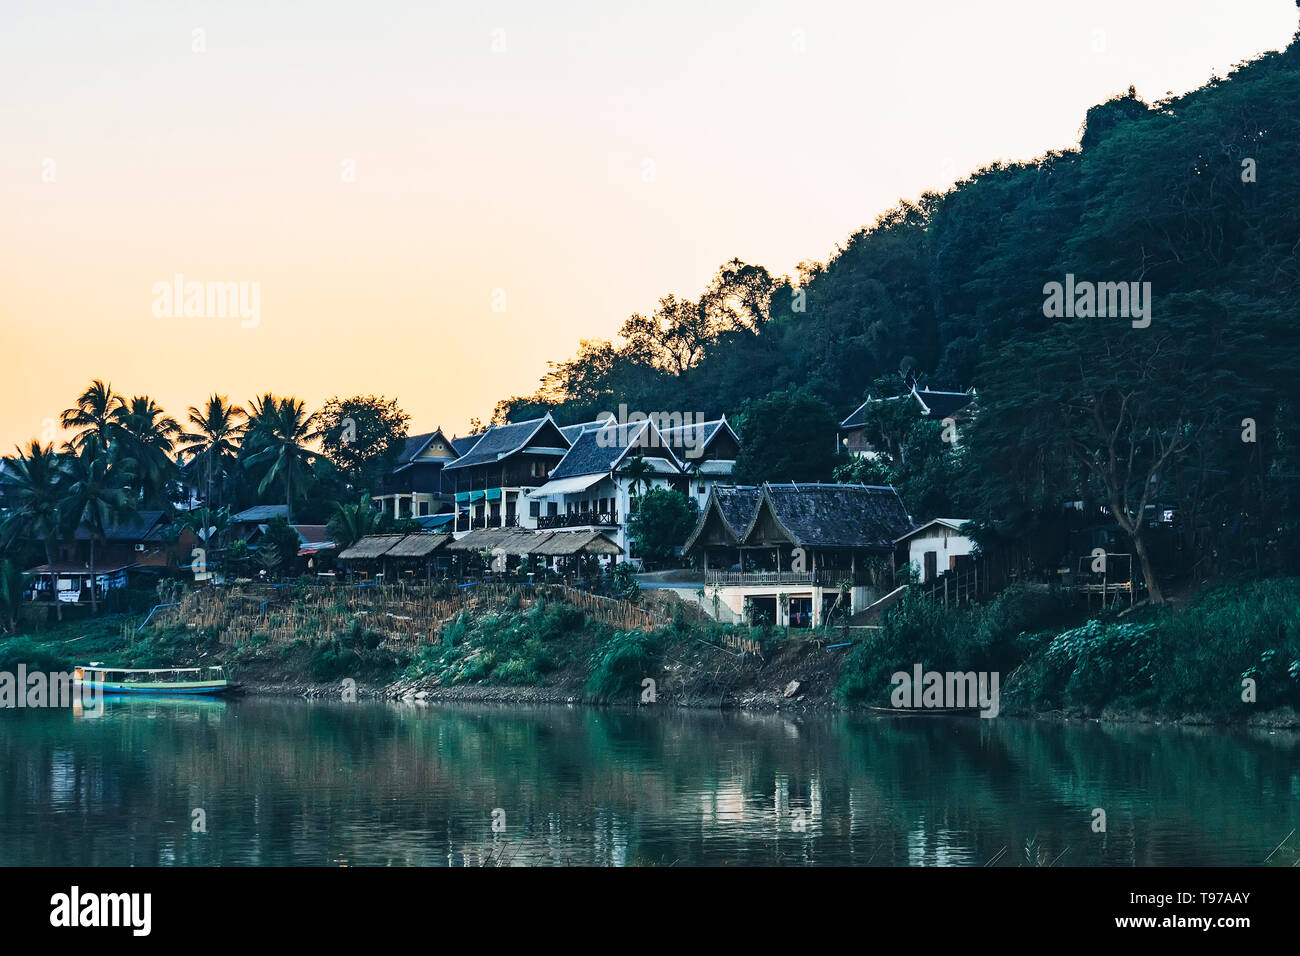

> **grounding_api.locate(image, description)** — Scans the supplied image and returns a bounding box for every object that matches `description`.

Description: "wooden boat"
[867,705,983,717]
[74,664,241,696]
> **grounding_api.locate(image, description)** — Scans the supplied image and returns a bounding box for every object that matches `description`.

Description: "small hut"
[336,534,405,582]
[382,533,452,582]
[531,529,622,578]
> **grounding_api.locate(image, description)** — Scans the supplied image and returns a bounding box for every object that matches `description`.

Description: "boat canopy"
[77,665,226,674]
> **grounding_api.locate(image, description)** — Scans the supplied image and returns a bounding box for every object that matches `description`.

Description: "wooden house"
[684,483,912,627]
[442,415,572,532]
[372,428,470,521]
[839,386,976,457]
[529,417,681,560]
[26,510,198,605]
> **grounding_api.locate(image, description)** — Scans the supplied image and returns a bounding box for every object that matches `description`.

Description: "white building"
[894,518,976,583]
[527,418,681,561]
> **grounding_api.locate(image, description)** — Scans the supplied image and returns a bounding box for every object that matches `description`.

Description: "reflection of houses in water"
[774,772,823,833]
[699,783,749,827]
[906,825,967,866]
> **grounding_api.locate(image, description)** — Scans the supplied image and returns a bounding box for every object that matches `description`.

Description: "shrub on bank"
[586,629,663,703]
[1009,577,1300,716]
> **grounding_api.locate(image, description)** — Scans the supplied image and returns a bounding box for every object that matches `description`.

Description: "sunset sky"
[2,0,1296,451]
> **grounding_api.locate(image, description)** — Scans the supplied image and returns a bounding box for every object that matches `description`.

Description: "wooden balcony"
[704,569,874,588]
[537,510,619,530]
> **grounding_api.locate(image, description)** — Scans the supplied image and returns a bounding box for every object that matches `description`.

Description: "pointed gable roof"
[450,434,482,457]
[841,394,904,429]
[559,414,616,445]
[549,418,681,480]
[73,510,169,542]
[683,485,762,554]
[911,386,975,420]
[442,415,569,471]
[392,428,459,470]
[658,417,737,461]
[741,483,912,550]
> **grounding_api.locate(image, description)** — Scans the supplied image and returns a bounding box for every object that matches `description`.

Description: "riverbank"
[4,575,1298,727]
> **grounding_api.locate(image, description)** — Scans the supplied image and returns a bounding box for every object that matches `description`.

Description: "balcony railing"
[455,514,520,532]
[704,569,871,587]
[536,510,619,530]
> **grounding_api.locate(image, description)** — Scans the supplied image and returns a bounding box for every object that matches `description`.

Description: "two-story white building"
[527,417,682,560]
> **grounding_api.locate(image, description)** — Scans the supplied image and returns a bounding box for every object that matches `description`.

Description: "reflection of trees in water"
[0,703,1293,865]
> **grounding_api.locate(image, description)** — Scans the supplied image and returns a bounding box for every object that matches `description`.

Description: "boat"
[867,705,983,717]
[74,664,241,697]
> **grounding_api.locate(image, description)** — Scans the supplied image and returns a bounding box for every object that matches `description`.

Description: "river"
[0,698,1295,866]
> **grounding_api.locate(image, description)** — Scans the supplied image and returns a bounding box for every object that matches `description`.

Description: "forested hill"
[492,33,1300,435]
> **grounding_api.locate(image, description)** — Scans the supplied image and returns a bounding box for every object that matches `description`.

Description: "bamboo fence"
[150,581,663,647]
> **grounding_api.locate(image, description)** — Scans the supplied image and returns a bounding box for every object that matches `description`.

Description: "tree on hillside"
[620,295,716,376]
[701,258,775,333]
[258,517,304,577]
[327,494,384,549]
[60,380,123,453]
[733,387,839,484]
[317,394,410,490]
[0,441,67,620]
[242,396,321,522]
[626,487,698,569]
[967,293,1261,603]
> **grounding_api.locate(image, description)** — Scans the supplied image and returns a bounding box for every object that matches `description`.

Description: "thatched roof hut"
[384,533,452,559]
[337,534,406,562]
[442,528,520,552]
[443,527,622,557]
[531,530,622,556]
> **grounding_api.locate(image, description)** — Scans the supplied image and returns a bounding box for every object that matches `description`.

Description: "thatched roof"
[337,534,406,561]
[444,528,622,556]
[531,530,622,556]
[384,533,451,558]
[442,528,519,552]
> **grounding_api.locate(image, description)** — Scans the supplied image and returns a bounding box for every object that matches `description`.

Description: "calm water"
[0,698,1295,866]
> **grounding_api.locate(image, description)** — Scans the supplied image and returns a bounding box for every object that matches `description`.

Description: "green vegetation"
[624,487,698,569]
[837,584,1072,706]
[586,630,663,702]
[1013,578,1300,717]
[838,579,1300,720]
[490,38,1300,599]
[404,600,594,687]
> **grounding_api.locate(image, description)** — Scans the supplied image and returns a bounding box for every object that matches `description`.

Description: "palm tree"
[60,379,123,452]
[177,395,246,511]
[243,396,320,522]
[618,453,655,505]
[111,395,181,509]
[0,441,67,620]
[59,442,136,613]
[327,494,382,549]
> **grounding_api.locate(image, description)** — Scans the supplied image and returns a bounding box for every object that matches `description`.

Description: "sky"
[1,0,1296,450]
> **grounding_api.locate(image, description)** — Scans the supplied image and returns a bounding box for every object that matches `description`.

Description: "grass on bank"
[836,577,1300,718]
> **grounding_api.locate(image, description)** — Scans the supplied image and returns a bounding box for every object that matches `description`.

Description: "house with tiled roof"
[839,386,976,457]
[658,416,741,509]
[26,510,199,605]
[683,483,912,627]
[442,415,573,533]
[529,417,682,558]
[372,427,462,521]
